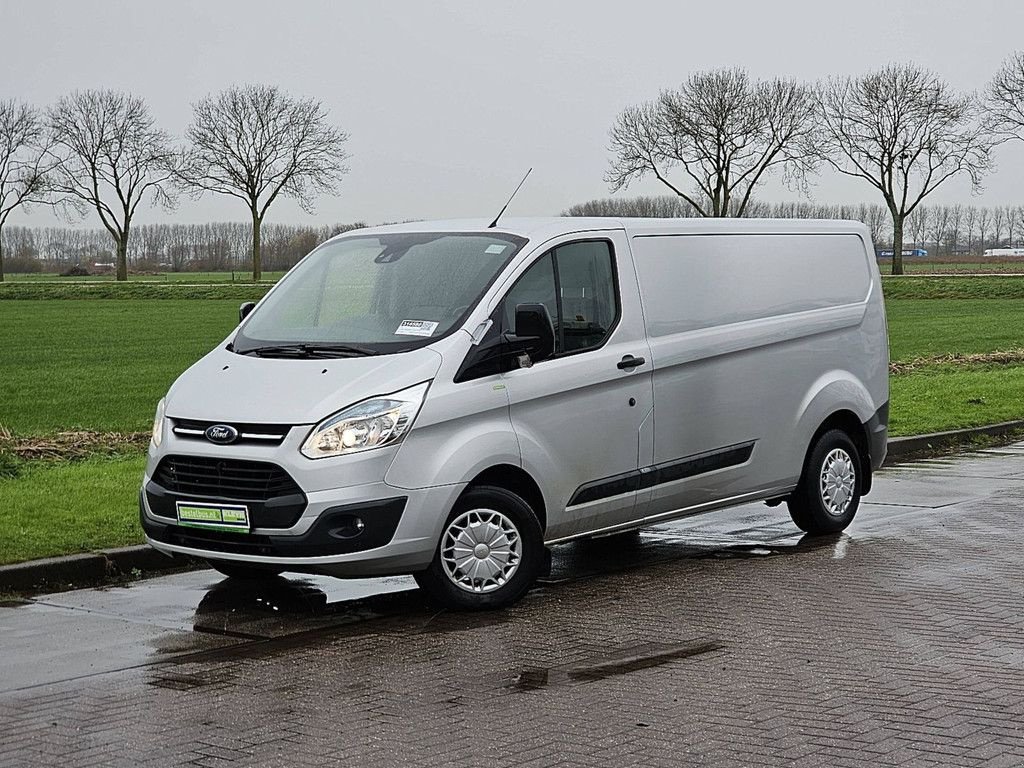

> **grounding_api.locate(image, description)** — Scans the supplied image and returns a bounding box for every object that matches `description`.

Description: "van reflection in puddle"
[196,576,329,618]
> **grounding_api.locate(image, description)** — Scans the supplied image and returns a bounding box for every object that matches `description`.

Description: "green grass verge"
[0,300,240,434]
[890,365,1024,437]
[0,455,145,565]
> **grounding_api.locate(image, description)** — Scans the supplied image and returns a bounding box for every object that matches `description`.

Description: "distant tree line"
[565,195,1024,257]
[605,54,1024,273]
[0,221,365,275]
[0,84,349,282]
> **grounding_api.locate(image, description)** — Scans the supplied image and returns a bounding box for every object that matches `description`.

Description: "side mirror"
[512,303,555,363]
[239,301,256,323]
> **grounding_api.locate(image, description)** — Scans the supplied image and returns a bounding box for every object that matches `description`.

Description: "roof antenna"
[488,168,532,228]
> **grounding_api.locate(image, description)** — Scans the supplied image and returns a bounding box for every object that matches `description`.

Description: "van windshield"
[233,232,527,357]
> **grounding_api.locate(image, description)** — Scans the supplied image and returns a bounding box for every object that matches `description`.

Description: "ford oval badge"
[205,424,239,445]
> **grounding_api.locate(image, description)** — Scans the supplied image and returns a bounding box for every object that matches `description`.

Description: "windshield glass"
[234,232,527,355]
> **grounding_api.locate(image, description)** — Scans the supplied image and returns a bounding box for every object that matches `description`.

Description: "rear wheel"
[207,560,285,580]
[787,429,862,535]
[414,485,544,610]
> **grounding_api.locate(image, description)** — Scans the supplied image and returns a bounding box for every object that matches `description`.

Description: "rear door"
[500,231,654,540]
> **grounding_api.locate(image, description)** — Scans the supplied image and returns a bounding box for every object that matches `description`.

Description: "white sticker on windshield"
[395,320,439,337]
[485,244,507,254]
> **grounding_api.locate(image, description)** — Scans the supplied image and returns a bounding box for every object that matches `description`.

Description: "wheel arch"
[463,464,548,534]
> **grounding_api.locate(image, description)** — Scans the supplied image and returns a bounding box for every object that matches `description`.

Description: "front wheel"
[414,486,544,610]
[787,429,862,535]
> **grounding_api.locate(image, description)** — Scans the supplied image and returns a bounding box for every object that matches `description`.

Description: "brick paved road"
[3,446,1024,766]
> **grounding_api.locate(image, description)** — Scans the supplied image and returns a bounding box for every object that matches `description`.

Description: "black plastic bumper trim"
[142,496,408,558]
[866,400,889,471]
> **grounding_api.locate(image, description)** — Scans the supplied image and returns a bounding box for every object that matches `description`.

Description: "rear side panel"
[628,230,887,518]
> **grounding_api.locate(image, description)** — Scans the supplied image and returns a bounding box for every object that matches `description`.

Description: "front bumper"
[140,478,464,577]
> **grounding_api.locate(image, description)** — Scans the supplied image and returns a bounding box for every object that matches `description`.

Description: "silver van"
[141,218,889,609]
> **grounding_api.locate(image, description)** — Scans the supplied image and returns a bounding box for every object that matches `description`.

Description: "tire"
[787,429,862,535]
[207,560,285,580]
[414,485,544,610]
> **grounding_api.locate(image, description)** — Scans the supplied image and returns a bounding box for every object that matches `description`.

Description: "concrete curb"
[4,420,1024,594]
[885,419,1024,460]
[0,546,198,594]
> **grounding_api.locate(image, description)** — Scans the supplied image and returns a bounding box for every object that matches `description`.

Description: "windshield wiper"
[238,343,378,358]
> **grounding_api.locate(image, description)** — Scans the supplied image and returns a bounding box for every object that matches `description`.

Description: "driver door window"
[503,240,618,357]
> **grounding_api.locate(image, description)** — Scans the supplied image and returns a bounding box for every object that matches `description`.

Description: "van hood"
[165,345,443,425]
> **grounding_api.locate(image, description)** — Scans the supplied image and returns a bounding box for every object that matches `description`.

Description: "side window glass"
[503,253,558,343]
[501,241,618,359]
[554,241,617,353]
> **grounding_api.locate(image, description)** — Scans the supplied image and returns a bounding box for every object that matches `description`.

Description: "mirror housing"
[239,301,256,323]
[510,303,555,363]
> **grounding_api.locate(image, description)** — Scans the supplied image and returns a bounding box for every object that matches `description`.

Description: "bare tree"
[606,68,817,217]
[930,205,951,256]
[816,64,993,274]
[1005,205,1018,249]
[964,204,978,254]
[179,84,350,281]
[908,206,930,252]
[989,51,1024,143]
[860,203,890,247]
[0,101,54,282]
[992,205,1007,248]
[47,90,177,281]
[977,206,991,252]
[947,204,964,255]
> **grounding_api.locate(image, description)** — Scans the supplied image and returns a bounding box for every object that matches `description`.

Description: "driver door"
[500,232,654,540]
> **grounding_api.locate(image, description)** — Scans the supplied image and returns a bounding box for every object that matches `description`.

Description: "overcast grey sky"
[4,0,1024,228]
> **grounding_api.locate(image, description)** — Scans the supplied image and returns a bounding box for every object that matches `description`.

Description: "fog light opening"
[328,515,366,540]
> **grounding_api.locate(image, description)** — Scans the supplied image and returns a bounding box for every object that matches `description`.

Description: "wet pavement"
[3,446,1024,766]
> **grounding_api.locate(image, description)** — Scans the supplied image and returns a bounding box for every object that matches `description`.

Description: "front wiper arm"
[301,343,378,358]
[237,343,377,358]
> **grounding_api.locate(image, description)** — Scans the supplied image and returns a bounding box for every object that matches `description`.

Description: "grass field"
[0,299,240,433]
[2,275,1024,565]
[2,286,1023,435]
[886,299,1024,360]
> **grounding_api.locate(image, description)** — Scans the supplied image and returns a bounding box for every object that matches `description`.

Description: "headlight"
[301,382,429,459]
[151,398,166,448]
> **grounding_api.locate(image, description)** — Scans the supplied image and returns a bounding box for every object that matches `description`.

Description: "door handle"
[617,355,646,370]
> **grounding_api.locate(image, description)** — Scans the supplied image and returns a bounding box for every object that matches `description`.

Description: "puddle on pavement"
[508,641,724,692]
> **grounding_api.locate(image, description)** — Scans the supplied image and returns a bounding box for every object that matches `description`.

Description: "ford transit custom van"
[141,218,889,609]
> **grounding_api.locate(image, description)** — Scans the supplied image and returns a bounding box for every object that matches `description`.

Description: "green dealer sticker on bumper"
[176,502,250,532]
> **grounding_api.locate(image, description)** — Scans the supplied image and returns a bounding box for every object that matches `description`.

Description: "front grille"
[171,418,291,446]
[154,455,302,501]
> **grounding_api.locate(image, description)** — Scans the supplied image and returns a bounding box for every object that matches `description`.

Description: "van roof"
[335,217,871,243]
